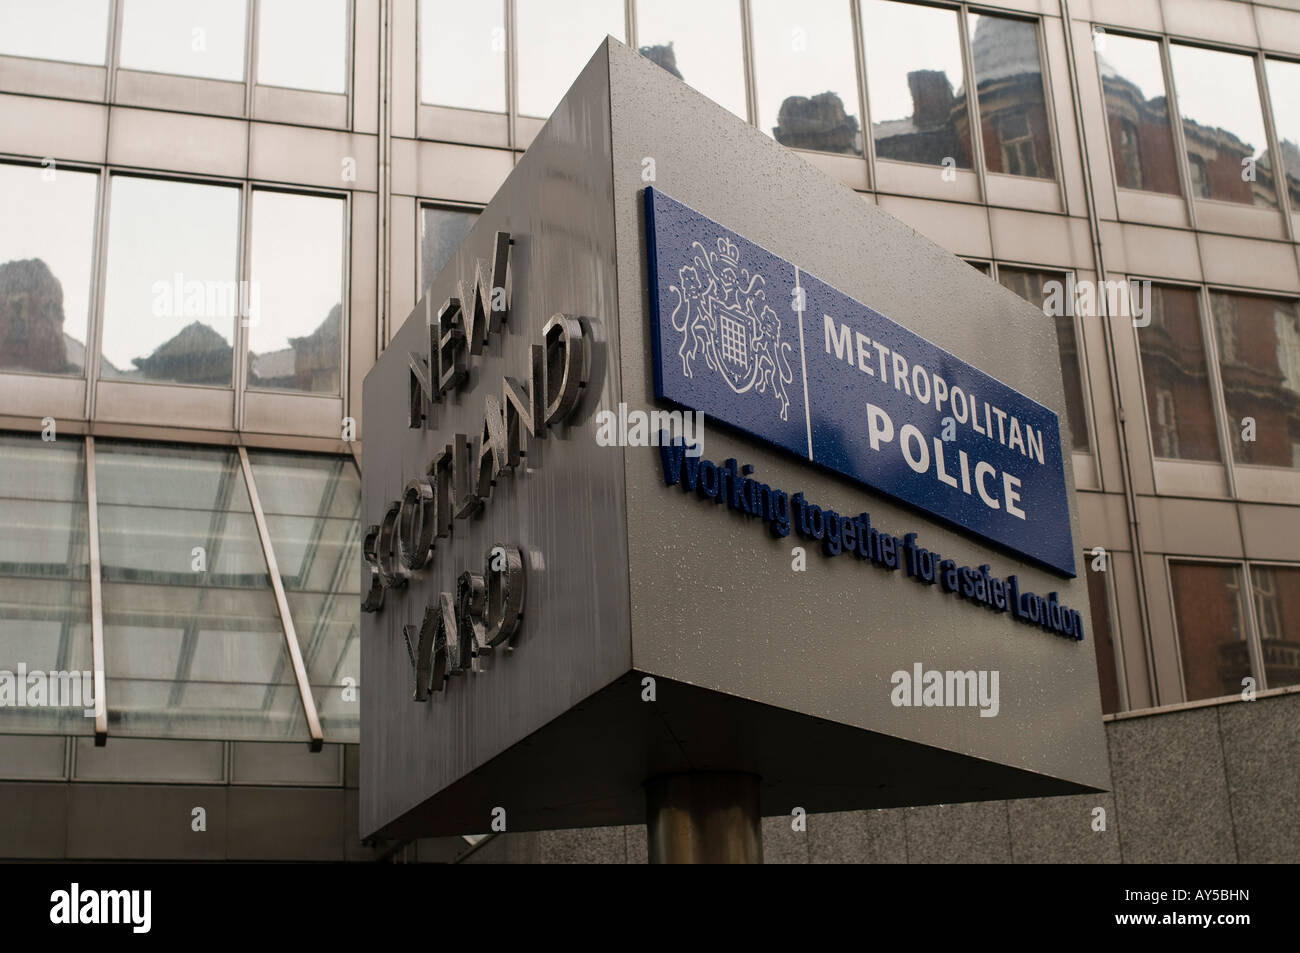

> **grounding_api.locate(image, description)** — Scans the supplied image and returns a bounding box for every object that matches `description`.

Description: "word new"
[658,439,1086,642]
[365,229,593,612]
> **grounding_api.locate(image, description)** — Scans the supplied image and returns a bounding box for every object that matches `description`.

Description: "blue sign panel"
[644,187,1076,576]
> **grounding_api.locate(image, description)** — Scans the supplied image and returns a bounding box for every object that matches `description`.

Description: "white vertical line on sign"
[794,265,814,461]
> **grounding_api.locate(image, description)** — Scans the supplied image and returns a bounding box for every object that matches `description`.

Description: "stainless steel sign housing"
[360,39,1109,842]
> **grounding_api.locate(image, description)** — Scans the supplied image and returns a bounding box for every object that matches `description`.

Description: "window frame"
[988,261,1100,481]
[241,183,353,402]
[415,199,485,304]
[251,0,354,97]
[1163,555,1275,703]
[0,156,105,384]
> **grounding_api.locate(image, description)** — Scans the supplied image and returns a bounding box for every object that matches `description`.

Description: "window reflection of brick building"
[773,91,862,155]
[1253,566,1300,689]
[872,69,972,168]
[1212,293,1300,468]
[969,15,1055,179]
[1181,119,1277,206]
[249,304,341,393]
[0,258,72,374]
[1170,562,1251,700]
[1097,61,1181,194]
[127,321,233,386]
[1139,285,1221,461]
[997,267,1090,452]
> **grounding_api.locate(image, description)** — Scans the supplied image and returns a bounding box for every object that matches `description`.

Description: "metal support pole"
[645,772,763,864]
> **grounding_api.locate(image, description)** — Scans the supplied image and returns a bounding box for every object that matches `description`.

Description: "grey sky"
[636,0,747,120]
[1170,43,1270,158]
[861,0,965,125]
[515,0,624,118]
[751,0,860,136]
[119,0,247,81]
[419,0,506,111]
[0,0,109,65]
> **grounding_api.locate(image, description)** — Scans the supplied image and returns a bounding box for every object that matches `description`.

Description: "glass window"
[751,0,862,156]
[1265,59,1300,208]
[1251,565,1300,690]
[968,12,1055,179]
[100,177,240,387]
[860,0,971,168]
[119,0,247,82]
[256,0,347,94]
[249,451,361,742]
[0,434,93,734]
[95,441,304,741]
[635,0,746,120]
[1170,561,1248,702]
[515,0,624,119]
[1210,291,1300,469]
[1137,284,1220,462]
[1086,560,1120,714]
[997,267,1090,452]
[1096,33,1181,195]
[0,0,109,65]
[419,0,506,112]
[419,205,479,295]
[247,191,345,395]
[0,163,99,377]
[1169,44,1276,207]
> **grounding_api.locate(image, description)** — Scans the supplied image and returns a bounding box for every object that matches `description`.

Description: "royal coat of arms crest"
[668,236,795,421]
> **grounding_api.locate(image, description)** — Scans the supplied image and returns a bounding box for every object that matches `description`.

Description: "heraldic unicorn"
[668,235,795,421]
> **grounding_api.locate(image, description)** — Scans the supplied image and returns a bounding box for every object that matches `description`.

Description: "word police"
[363,230,593,697]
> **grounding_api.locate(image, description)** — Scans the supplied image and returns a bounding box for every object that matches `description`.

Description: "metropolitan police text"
[825,315,1046,521]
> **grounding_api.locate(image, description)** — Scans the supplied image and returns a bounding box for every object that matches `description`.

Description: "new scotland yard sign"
[644,187,1076,577]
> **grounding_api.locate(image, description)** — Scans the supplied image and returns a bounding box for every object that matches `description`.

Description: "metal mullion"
[238,445,324,750]
[506,0,519,150]
[235,183,252,429]
[1032,7,1067,208]
[1196,285,1238,498]
[1097,547,1131,712]
[83,163,112,422]
[957,4,989,206]
[106,0,122,102]
[851,0,875,190]
[1255,52,1296,242]
[346,0,357,127]
[245,0,257,117]
[740,0,757,129]
[1239,562,1270,693]
[377,0,391,354]
[1160,35,1201,232]
[84,436,108,745]
[341,191,353,417]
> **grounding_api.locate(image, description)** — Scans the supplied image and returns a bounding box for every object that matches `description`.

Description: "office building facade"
[0,0,1296,862]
